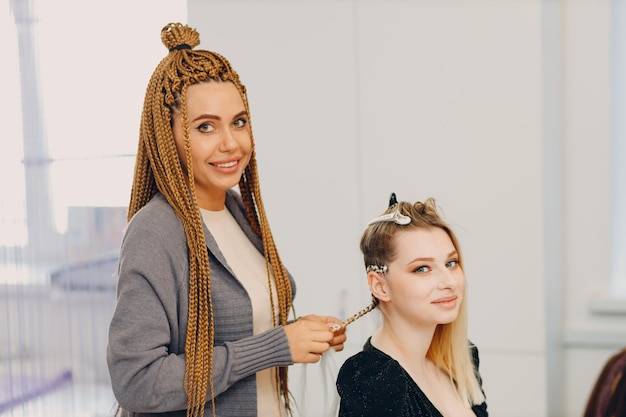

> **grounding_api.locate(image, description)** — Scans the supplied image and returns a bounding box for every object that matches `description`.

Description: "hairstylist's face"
[374,227,465,329]
[172,81,252,210]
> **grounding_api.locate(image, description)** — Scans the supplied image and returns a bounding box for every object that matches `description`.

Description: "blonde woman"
[335,194,487,417]
[106,23,346,417]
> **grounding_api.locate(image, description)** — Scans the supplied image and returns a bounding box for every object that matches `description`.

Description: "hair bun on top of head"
[161,22,200,52]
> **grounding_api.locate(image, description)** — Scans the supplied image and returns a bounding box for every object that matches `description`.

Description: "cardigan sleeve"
[106,198,293,413]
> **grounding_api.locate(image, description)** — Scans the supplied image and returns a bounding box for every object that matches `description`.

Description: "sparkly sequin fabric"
[336,338,488,417]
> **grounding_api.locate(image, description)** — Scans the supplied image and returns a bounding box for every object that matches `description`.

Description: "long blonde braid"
[128,23,294,417]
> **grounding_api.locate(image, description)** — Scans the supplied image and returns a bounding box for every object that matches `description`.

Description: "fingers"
[324,317,347,351]
[302,341,333,363]
[284,318,335,363]
[299,314,342,326]
[302,315,349,351]
[285,314,350,361]
[330,330,347,352]
[297,314,332,324]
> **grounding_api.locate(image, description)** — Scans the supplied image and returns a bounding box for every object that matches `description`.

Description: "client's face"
[382,227,465,329]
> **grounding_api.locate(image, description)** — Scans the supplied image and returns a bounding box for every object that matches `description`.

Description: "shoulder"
[468,340,489,411]
[472,401,489,417]
[126,194,185,239]
[117,194,190,294]
[128,193,182,230]
[337,346,408,415]
[122,194,187,256]
[469,340,480,368]
[338,348,406,388]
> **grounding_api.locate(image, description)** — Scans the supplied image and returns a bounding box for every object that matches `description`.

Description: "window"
[1,3,186,416]
[0,0,186,285]
[0,2,26,248]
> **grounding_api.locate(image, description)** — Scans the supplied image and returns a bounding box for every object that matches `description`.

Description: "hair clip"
[366,264,388,274]
[367,209,411,226]
[367,192,411,226]
[388,192,399,208]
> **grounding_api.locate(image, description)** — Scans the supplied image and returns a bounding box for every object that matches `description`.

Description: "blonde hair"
[128,23,293,417]
[345,198,485,407]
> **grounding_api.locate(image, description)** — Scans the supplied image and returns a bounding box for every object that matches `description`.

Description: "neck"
[196,191,227,211]
[371,319,437,369]
[372,321,450,394]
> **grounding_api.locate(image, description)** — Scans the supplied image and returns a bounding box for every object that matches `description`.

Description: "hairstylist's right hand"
[284,315,335,363]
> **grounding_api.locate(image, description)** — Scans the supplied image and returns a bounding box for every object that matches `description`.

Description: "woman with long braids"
[106,23,346,417]
[334,193,488,417]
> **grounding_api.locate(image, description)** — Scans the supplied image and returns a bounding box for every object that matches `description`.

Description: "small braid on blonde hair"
[329,297,379,332]
[127,23,294,417]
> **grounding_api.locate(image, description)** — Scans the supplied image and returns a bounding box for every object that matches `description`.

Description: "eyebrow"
[407,250,458,264]
[190,110,247,124]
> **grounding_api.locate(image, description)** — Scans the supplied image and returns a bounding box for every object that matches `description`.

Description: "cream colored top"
[201,207,284,416]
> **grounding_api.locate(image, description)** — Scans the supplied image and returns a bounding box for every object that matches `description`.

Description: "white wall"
[189,1,547,416]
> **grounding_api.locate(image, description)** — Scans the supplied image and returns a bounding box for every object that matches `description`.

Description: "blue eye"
[414,265,430,273]
[197,123,214,133]
[233,118,247,128]
[446,260,459,268]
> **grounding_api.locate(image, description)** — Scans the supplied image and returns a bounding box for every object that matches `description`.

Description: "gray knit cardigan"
[107,191,296,416]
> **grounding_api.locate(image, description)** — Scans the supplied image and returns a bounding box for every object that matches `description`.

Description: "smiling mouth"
[212,160,237,168]
[433,296,457,304]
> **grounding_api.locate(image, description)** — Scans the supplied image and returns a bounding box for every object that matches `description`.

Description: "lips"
[432,295,457,304]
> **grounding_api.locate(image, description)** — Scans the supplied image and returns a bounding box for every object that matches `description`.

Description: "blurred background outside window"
[0,1,185,415]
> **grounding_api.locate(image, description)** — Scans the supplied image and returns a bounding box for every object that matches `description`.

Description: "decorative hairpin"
[367,192,411,226]
[366,264,388,274]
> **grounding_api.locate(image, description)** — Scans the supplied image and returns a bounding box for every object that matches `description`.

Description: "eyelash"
[196,118,248,133]
[413,260,459,274]
[197,123,214,133]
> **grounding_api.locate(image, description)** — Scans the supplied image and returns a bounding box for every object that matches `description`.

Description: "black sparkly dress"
[336,338,488,417]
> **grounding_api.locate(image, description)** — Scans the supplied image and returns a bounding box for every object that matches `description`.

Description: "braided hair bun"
[161,22,200,52]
